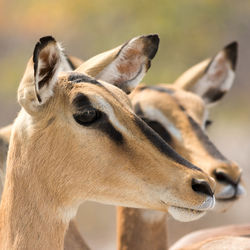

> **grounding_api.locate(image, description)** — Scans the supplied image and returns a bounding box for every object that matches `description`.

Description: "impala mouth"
[161,196,215,222]
[215,184,246,201]
[168,205,206,222]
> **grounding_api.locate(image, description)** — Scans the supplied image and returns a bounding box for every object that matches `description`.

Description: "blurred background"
[0,0,250,249]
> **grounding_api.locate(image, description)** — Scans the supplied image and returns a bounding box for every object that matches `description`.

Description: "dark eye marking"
[188,115,227,161]
[73,93,92,109]
[68,73,101,85]
[72,93,123,144]
[134,115,202,171]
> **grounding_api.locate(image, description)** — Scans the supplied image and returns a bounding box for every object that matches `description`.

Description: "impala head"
[12,35,216,223]
[130,42,245,212]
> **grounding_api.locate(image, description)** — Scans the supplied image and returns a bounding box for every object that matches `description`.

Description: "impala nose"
[214,170,238,186]
[192,178,214,197]
[214,170,246,199]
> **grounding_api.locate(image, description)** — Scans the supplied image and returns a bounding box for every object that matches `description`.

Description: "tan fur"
[177,236,250,250]
[174,58,211,90]
[0,123,89,250]
[76,45,121,76]
[117,207,167,250]
[170,224,250,249]
[0,36,215,250]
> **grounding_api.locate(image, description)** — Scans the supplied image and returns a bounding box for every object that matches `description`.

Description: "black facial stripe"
[134,103,144,116]
[134,103,172,143]
[66,55,76,70]
[140,86,175,95]
[97,112,124,145]
[141,118,172,144]
[134,115,202,171]
[203,89,226,103]
[187,115,227,161]
[73,93,91,109]
[68,73,101,85]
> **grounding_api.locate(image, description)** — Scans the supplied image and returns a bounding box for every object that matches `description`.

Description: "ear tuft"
[223,41,238,71]
[141,34,160,61]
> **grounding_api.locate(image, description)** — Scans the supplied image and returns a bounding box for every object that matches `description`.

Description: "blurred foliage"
[0,0,250,101]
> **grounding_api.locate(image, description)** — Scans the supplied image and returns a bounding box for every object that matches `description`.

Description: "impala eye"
[73,108,101,126]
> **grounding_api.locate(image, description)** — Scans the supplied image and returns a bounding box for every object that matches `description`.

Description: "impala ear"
[76,34,159,93]
[174,42,238,105]
[33,36,73,104]
[18,36,72,113]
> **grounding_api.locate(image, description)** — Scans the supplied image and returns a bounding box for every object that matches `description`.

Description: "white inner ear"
[191,51,235,100]
[96,40,147,92]
[35,43,72,105]
[142,105,182,142]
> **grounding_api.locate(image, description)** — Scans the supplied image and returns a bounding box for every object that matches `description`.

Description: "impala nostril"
[214,170,237,186]
[192,178,214,197]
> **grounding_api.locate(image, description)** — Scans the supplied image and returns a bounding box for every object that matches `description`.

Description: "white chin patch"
[216,185,235,199]
[168,206,206,222]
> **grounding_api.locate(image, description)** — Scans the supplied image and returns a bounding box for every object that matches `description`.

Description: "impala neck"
[0,175,68,250]
[0,127,70,250]
[117,207,167,250]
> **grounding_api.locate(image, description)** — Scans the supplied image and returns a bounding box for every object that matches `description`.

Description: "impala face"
[130,42,244,212]
[11,36,216,223]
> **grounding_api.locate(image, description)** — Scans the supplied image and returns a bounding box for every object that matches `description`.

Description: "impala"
[78,41,244,250]
[0,35,215,250]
